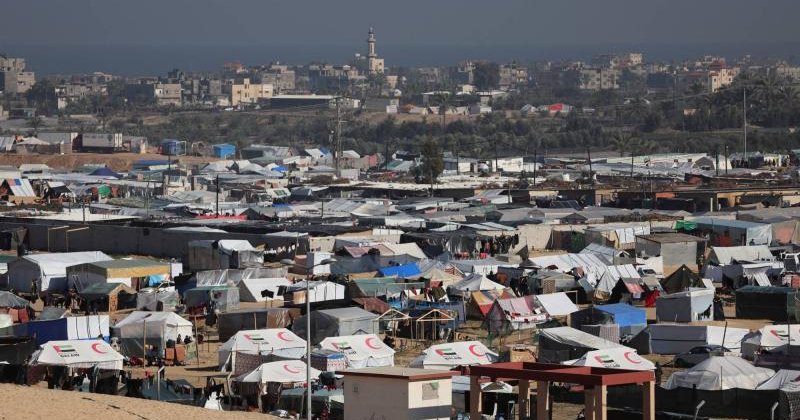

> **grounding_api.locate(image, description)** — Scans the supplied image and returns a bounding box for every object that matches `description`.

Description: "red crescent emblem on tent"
[623,351,642,364]
[283,364,301,374]
[468,344,485,357]
[365,337,382,350]
[277,331,294,342]
[434,349,446,356]
[91,343,107,354]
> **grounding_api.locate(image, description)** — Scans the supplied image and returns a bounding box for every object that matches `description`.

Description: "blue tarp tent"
[595,303,647,327]
[90,167,121,178]
[378,263,420,278]
[11,315,110,345]
[570,303,647,336]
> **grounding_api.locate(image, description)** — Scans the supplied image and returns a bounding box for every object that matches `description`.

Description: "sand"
[0,384,277,420]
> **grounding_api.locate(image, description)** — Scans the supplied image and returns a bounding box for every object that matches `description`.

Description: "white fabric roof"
[753,324,800,348]
[235,361,320,384]
[710,246,774,265]
[539,327,625,351]
[565,348,655,371]
[531,253,607,273]
[217,240,257,253]
[238,277,291,302]
[409,341,498,370]
[664,356,774,390]
[756,369,800,390]
[447,274,505,297]
[535,292,579,316]
[319,334,395,368]
[33,339,123,370]
[220,328,305,354]
[22,251,112,278]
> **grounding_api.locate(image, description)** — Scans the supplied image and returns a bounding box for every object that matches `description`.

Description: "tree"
[413,139,444,184]
[26,80,58,114]
[473,62,500,91]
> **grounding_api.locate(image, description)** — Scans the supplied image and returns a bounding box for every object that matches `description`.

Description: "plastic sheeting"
[656,289,715,322]
[238,278,291,302]
[447,274,505,298]
[217,308,299,342]
[136,289,179,311]
[195,267,287,287]
[293,307,378,345]
[183,286,239,311]
[664,356,774,390]
[535,292,579,316]
[112,311,193,357]
[756,369,800,390]
[629,324,749,355]
[538,326,626,363]
[13,315,110,345]
[319,334,395,369]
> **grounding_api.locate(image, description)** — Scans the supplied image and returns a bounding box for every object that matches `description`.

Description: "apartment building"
[224,78,274,107]
[0,55,35,94]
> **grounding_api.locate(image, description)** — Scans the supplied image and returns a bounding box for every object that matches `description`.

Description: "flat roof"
[341,367,457,381]
[637,232,705,243]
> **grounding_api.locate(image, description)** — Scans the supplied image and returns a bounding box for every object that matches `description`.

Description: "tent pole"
[143,320,147,365]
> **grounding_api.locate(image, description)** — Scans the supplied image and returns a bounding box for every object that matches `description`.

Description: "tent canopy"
[535,292,579,317]
[660,264,703,294]
[447,274,505,297]
[410,341,498,370]
[235,360,320,384]
[33,339,123,370]
[756,369,800,390]
[565,348,655,371]
[293,307,378,345]
[319,334,395,368]
[664,356,774,390]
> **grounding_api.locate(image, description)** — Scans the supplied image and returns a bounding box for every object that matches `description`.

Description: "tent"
[218,328,306,372]
[570,303,647,336]
[187,240,264,270]
[756,369,800,390]
[485,295,548,332]
[708,245,774,265]
[466,289,514,319]
[136,288,179,311]
[33,339,123,370]
[8,251,113,293]
[89,167,121,178]
[691,217,772,246]
[565,348,655,371]
[112,311,193,356]
[218,308,299,341]
[535,292,579,317]
[447,274,505,298]
[409,341,498,370]
[628,324,749,355]
[283,281,345,305]
[293,307,378,345]
[660,264,703,294]
[238,278,291,302]
[319,334,395,369]
[378,262,421,278]
[736,286,797,322]
[656,288,715,322]
[741,324,800,358]
[12,315,110,345]
[235,360,321,386]
[183,285,239,311]
[0,291,30,308]
[664,356,774,390]
[538,326,626,363]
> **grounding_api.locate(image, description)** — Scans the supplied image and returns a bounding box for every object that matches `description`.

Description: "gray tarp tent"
[656,288,715,322]
[293,307,378,345]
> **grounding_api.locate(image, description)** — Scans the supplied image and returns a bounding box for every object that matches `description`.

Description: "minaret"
[367,27,377,58]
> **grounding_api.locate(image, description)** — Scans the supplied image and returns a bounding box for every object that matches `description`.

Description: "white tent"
[535,292,580,316]
[447,273,505,298]
[112,311,194,356]
[319,334,395,369]
[565,348,655,371]
[238,277,292,302]
[219,328,306,370]
[664,356,774,390]
[235,360,321,385]
[636,324,749,354]
[8,251,112,293]
[409,341,498,370]
[741,324,800,358]
[756,369,800,390]
[33,339,123,370]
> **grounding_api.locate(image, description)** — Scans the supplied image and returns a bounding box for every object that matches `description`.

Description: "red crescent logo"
[468,344,485,357]
[434,349,446,356]
[283,364,301,374]
[623,351,642,364]
[277,331,294,342]
[365,337,382,350]
[91,343,107,354]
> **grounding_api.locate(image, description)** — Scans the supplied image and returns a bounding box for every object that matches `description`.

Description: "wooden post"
[469,375,482,419]
[642,381,655,420]
[595,384,607,420]
[518,380,529,420]
[536,381,549,420]
[584,387,596,420]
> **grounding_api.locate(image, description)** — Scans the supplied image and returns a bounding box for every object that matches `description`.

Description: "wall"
[344,376,452,420]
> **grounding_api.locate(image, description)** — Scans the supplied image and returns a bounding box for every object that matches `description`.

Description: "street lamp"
[280,257,336,420]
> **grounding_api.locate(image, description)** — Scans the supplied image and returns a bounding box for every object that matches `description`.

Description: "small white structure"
[33,339,124,370]
[283,280,345,305]
[342,367,456,420]
[565,348,655,371]
[410,341,498,370]
[664,356,774,390]
[235,360,320,385]
[218,328,306,372]
[319,334,395,369]
[446,274,505,298]
[535,292,580,317]
[9,251,113,293]
[656,288,715,322]
[112,311,193,356]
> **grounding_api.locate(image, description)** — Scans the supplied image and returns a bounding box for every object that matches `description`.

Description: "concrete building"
[709,67,739,92]
[154,83,182,107]
[0,55,35,95]
[580,67,619,90]
[224,78,273,107]
[635,233,705,276]
[499,64,529,90]
[342,367,456,420]
[259,64,296,93]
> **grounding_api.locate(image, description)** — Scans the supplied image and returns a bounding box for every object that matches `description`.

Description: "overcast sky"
[3,0,799,47]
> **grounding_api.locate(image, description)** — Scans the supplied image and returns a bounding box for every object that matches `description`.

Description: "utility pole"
[586,147,593,185]
[743,88,748,168]
[724,144,729,175]
[532,149,538,187]
[715,149,720,176]
[215,174,220,217]
[335,98,343,176]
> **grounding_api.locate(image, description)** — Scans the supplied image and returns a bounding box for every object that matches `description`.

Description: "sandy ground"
[0,152,218,172]
[0,384,276,420]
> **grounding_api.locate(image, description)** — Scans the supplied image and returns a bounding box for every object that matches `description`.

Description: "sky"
[2,0,799,74]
